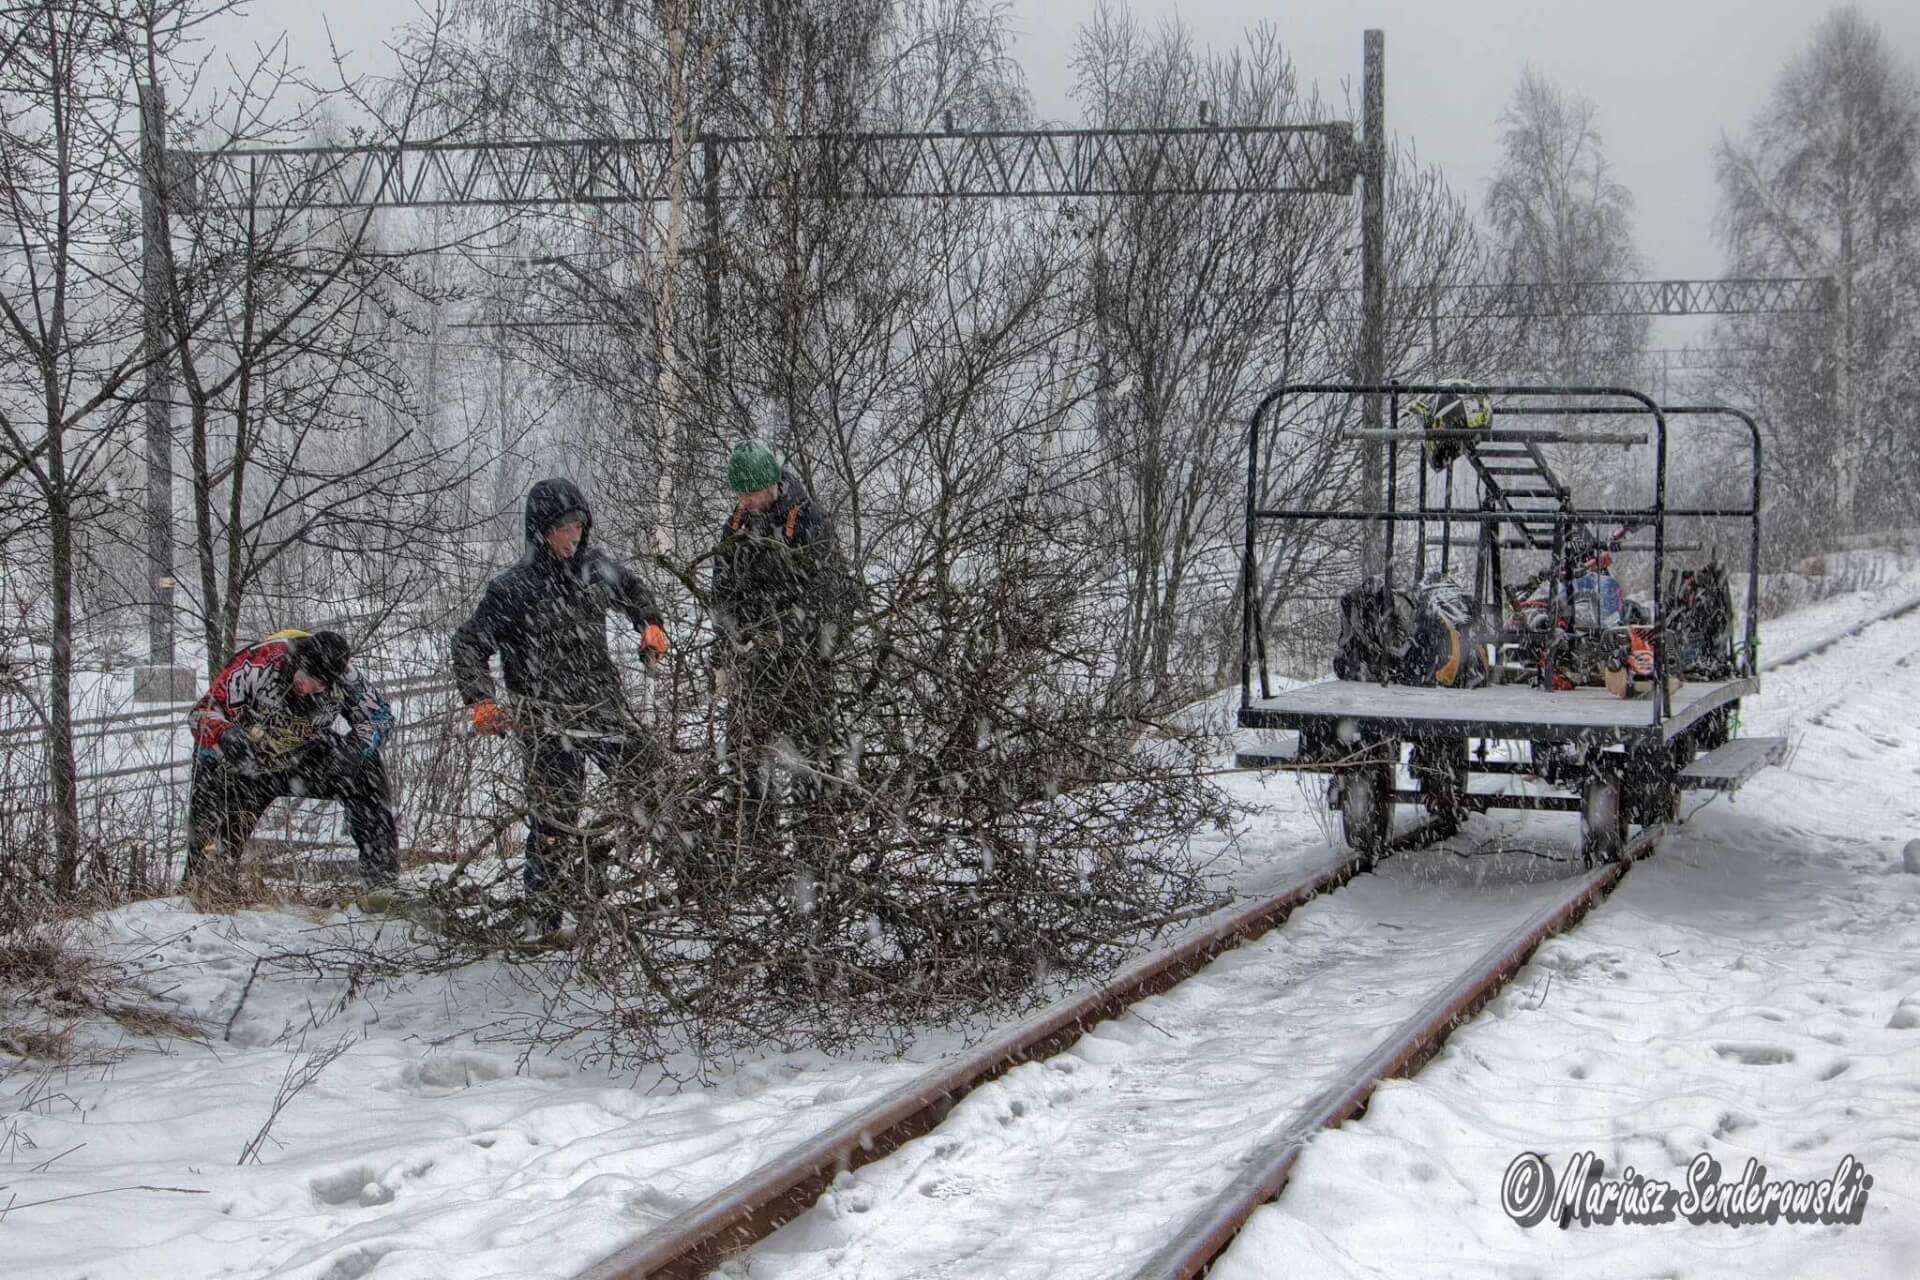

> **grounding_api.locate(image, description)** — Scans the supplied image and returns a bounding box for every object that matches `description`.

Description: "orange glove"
[471,699,510,736]
[642,622,669,667]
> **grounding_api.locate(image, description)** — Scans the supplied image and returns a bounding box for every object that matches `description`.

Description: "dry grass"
[0,1020,77,1063]
[0,906,207,1064]
[183,862,275,914]
[106,1003,209,1041]
[0,933,102,1008]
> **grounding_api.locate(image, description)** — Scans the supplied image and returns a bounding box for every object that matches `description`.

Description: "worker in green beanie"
[711,440,851,868]
[728,438,782,497]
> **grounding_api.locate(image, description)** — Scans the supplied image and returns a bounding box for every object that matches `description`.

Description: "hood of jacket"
[523,478,593,562]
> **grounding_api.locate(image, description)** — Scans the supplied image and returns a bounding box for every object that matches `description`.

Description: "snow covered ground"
[4,583,1918,1278]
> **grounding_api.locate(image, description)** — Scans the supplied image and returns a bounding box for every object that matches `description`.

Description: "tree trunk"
[45,428,82,895]
[654,0,693,555]
[1835,199,1859,531]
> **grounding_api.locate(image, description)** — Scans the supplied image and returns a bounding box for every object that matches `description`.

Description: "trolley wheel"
[1410,738,1469,836]
[1580,773,1626,867]
[1624,740,1683,827]
[1340,759,1394,862]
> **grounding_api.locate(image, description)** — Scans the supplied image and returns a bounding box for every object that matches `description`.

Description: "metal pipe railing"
[1243,382,1698,726]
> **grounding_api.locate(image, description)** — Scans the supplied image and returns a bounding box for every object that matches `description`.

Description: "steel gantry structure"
[134,30,1829,668]
[1421,276,1833,320]
[179,124,1360,208]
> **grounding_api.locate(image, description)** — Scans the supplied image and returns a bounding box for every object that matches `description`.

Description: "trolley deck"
[1243,676,1755,745]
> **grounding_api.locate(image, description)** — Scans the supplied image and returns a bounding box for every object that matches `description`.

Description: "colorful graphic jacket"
[189,631,393,771]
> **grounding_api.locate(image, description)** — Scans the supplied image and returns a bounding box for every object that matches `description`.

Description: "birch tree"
[1714,7,1920,541]
[1484,67,1647,385]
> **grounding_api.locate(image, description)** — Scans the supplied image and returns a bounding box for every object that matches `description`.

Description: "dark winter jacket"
[712,470,850,662]
[451,478,665,721]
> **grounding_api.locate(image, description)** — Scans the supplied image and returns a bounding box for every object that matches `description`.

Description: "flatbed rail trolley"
[1236,384,1787,865]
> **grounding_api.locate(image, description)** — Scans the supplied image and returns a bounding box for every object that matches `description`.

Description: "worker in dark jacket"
[711,441,851,856]
[451,478,675,927]
[185,629,398,890]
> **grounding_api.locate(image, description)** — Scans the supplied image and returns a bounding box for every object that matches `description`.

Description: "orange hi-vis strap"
[730,498,804,544]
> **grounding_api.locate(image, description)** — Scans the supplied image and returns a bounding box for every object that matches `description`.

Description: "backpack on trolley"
[1665,561,1736,679]
[1404,572,1488,688]
[1333,572,1487,687]
[1332,576,1410,683]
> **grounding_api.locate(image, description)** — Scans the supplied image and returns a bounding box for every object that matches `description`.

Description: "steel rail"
[575,821,1444,1280]
[1759,590,1920,672]
[1129,821,1663,1280]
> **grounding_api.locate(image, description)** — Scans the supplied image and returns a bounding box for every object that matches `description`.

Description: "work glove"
[471,699,510,737]
[217,730,258,771]
[642,622,669,668]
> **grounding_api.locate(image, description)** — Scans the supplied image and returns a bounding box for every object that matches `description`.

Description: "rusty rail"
[577,821,1442,1280]
[1128,821,1664,1280]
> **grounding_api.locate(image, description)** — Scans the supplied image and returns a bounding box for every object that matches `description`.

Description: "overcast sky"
[218,0,1920,280]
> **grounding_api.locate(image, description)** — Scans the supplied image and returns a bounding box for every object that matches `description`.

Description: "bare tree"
[341,0,1236,1068]
[1713,7,1920,544]
[0,0,239,895]
[1067,15,1509,690]
[1484,67,1647,386]
[1068,15,1349,708]
[161,138,493,670]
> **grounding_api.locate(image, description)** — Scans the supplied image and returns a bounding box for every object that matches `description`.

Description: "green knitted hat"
[728,439,781,494]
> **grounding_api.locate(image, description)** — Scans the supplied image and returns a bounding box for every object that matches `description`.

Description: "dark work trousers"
[724,653,844,971]
[725,652,837,856]
[519,723,675,919]
[185,748,399,885]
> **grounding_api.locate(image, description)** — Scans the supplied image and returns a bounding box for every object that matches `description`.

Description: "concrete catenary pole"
[138,82,177,672]
[1359,30,1386,579]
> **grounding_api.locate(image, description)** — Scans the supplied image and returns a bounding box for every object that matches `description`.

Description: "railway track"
[575,818,1657,1280]
[565,591,1907,1276]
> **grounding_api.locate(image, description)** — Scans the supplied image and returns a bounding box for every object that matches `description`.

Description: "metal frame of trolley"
[1236,383,1786,866]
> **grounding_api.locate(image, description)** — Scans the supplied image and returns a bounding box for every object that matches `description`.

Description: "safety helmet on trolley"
[1407,379,1493,471]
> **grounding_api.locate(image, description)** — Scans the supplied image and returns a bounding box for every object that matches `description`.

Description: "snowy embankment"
[4,580,1919,1278]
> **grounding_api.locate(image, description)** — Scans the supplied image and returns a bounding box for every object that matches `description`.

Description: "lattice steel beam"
[181,125,1358,211]
[1425,276,1833,319]
[1640,340,1919,370]
[464,270,1838,346]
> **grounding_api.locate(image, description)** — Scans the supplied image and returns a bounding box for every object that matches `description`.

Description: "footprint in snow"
[309,1165,387,1208]
[1712,1043,1796,1066]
